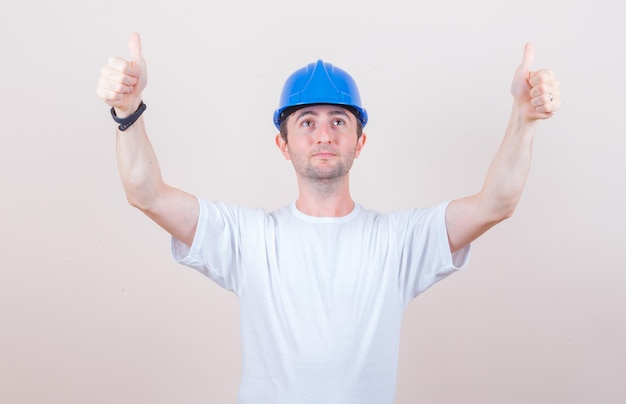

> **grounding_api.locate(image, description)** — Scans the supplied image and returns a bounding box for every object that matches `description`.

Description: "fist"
[511,43,561,121]
[97,32,147,117]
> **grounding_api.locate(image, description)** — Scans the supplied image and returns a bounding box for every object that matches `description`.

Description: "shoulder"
[361,201,450,226]
[196,199,278,228]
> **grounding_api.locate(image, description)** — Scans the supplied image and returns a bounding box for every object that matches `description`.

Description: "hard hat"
[273,59,368,129]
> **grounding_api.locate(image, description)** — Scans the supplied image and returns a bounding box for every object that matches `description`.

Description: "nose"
[316,124,332,144]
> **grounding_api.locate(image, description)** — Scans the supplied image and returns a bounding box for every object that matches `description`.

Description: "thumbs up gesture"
[97,32,147,117]
[510,43,561,121]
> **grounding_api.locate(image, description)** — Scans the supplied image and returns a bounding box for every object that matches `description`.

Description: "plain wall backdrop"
[1,0,625,403]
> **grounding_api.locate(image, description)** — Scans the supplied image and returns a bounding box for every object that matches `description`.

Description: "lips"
[311,149,337,158]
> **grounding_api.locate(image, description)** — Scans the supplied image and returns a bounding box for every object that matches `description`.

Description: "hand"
[510,43,561,121]
[96,32,147,117]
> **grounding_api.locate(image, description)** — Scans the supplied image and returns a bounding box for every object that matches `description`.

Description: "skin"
[275,105,366,217]
[97,33,198,246]
[445,43,561,252]
[96,33,561,253]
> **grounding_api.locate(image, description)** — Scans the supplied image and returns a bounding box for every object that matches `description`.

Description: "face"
[275,105,366,182]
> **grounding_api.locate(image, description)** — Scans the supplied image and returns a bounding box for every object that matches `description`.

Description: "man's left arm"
[445,43,561,253]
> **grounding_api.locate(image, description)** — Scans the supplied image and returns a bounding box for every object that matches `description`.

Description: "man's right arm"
[97,33,199,246]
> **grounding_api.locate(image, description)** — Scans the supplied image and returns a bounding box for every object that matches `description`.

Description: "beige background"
[1,0,625,403]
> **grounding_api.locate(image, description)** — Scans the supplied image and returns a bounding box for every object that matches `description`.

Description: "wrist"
[511,101,538,127]
[111,101,146,131]
[113,100,143,119]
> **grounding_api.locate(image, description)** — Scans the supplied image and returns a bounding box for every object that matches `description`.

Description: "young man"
[97,33,561,403]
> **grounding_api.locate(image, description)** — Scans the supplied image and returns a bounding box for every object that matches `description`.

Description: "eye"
[300,119,314,128]
[332,118,345,127]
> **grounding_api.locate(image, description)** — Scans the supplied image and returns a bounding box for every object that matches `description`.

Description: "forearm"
[480,103,537,220]
[115,115,165,211]
[445,43,560,252]
[99,34,201,245]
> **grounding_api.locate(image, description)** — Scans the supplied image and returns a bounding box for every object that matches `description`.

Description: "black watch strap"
[111,101,147,131]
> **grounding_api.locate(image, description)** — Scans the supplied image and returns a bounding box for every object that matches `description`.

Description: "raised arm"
[97,33,199,246]
[445,43,561,253]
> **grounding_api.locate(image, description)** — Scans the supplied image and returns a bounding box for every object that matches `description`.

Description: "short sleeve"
[171,197,248,294]
[396,201,470,304]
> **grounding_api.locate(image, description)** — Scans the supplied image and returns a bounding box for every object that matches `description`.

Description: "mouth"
[312,149,337,158]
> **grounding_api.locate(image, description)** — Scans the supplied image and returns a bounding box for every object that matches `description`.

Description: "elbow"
[495,200,517,222]
[120,174,164,213]
[126,194,148,211]
[125,193,153,213]
[123,184,160,214]
[484,194,517,224]
[500,207,515,221]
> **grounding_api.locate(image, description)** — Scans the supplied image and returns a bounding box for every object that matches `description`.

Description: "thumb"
[129,32,143,64]
[127,32,147,98]
[519,42,535,75]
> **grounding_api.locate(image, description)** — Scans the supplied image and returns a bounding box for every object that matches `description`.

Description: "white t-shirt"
[172,198,470,404]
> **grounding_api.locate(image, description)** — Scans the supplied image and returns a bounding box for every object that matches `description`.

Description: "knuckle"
[110,82,126,94]
[121,73,137,86]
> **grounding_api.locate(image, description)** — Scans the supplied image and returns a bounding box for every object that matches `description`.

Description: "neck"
[295,174,355,217]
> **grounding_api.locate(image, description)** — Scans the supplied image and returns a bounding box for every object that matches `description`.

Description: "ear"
[354,133,367,158]
[275,134,291,160]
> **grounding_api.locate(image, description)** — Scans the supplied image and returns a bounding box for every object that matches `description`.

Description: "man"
[97,33,561,403]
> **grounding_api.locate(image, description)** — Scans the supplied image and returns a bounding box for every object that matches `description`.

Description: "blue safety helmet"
[273,59,368,129]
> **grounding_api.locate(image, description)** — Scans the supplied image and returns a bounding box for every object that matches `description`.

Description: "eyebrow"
[295,108,351,121]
